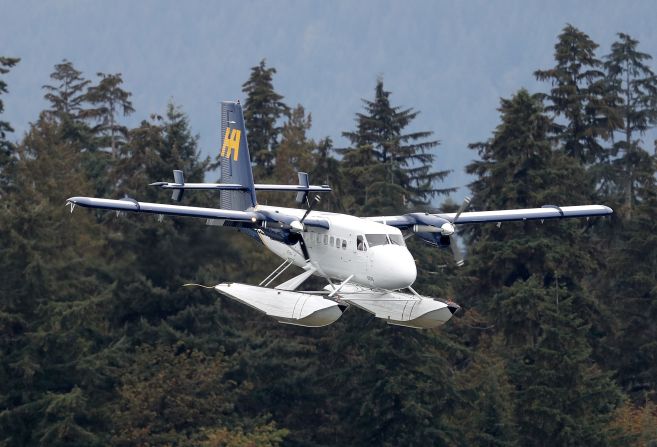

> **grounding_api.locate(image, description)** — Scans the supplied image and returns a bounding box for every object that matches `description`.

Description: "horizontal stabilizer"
[215,282,342,327]
[336,288,456,329]
[150,181,331,193]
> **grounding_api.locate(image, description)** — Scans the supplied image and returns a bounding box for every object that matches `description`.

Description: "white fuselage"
[255,205,417,290]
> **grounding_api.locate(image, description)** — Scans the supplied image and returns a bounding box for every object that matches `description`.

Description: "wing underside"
[370,205,612,228]
[66,197,330,230]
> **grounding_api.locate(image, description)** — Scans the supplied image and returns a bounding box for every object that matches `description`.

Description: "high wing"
[367,203,612,266]
[66,196,330,230]
[369,204,613,228]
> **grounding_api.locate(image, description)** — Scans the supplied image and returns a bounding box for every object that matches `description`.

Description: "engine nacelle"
[262,228,302,246]
[406,213,454,247]
[415,232,451,248]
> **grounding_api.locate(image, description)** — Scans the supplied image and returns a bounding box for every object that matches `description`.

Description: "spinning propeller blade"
[450,238,465,267]
[452,196,471,223]
[448,196,470,266]
[294,195,321,261]
[300,195,321,224]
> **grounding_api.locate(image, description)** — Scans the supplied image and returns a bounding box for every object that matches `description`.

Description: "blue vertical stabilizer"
[219,101,257,210]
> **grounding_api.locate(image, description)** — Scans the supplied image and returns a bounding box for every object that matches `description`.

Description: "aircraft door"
[355,235,372,286]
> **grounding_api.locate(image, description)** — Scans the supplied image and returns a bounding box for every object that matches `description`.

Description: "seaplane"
[67,100,613,329]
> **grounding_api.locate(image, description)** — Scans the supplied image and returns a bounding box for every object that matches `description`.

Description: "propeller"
[257,195,322,262]
[446,196,471,267]
[300,195,321,225]
[295,195,321,261]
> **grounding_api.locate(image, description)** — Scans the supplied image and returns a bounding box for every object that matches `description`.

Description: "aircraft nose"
[369,245,417,290]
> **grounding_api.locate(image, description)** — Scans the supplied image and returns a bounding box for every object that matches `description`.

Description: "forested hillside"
[1,25,657,446]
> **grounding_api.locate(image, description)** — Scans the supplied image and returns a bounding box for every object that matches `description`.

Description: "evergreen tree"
[506,278,622,446]
[0,57,19,139]
[309,136,344,212]
[42,60,91,122]
[340,78,453,215]
[464,89,593,313]
[0,56,19,190]
[241,59,288,179]
[274,104,315,185]
[597,154,657,400]
[460,89,623,445]
[83,72,135,157]
[534,25,620,172]
[267,104,316,207]
[453,346,518,447]
[41,60,98,162]
[110,343,286,446]
[316,322,465,446]
[0,116,113,446]
[604,32,657,217]
[104,102,214,326]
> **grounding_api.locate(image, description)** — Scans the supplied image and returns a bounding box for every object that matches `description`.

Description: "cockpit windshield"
[366,234,388,246]
[365,234,406,247]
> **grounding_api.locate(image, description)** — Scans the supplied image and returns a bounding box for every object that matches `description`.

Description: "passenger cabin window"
[342,239,347,250]
[330,236,334,246]
[357,235,367,251]
[324,235,328,245]
[336,237,340,248]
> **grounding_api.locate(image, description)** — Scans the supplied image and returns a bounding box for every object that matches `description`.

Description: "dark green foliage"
[461,88,624,445]
[318,321,465,446]
[83,72,135,157]
[506,279,621,447]
[464,89,594,312]
[109,343,285,446]
[340,78,453,214]
[0,56,20,139]
[534,25,620,174]
[603,33,657,217]
[42,60,92,123]
[4,28,657,445]
[241,59,288,179]
[596,158,657,399]
[0,117,112,446]
[274,105,315,183]
[0,56,20,190]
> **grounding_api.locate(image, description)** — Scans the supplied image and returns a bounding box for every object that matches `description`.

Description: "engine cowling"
[406,213,453,248]
[415,232,451,248]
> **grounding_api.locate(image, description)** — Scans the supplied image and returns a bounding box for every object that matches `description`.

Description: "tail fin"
[219,101,257,210]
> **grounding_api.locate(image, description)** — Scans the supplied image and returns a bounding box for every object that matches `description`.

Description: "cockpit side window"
[357,235,367,251]
[365,234,388,246]
[388,234,405,246]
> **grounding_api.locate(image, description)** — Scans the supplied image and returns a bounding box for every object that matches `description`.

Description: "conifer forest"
[2,25,657,446]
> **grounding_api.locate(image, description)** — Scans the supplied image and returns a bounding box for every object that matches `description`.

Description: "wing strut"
[260,259,294,287]
[328,275,354,298]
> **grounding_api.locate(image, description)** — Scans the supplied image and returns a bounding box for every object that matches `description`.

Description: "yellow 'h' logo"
[221,128,241,161]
